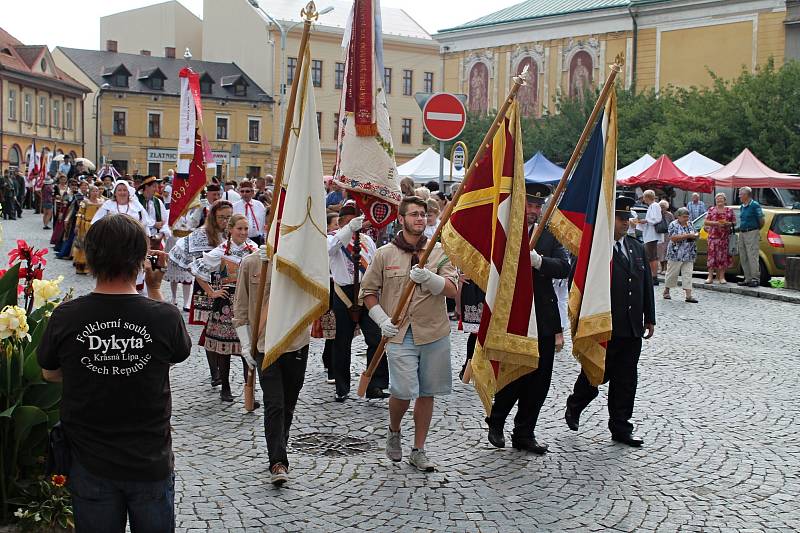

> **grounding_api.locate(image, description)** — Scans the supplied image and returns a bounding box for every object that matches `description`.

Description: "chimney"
[140,49,151,56]
[106,40,118,53]
[165,47,176,59]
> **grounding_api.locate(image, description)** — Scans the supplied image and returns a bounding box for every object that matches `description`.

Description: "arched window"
[8,145,21,169]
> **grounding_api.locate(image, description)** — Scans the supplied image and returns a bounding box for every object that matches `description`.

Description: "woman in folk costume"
[56,179,89,259]
[191,213,257,403]
[49,174,70,245]
[164,211,197,310]
[91,180,154,292]
[71,185,105,274]
[169,199,232,384]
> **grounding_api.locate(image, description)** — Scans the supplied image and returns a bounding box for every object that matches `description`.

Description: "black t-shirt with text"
[38,293,191,481]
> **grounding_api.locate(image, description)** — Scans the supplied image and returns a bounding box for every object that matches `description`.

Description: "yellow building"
[53,46,274,179]
[0,28,89,175]
[434,0,788,117]
[99,0,442,173]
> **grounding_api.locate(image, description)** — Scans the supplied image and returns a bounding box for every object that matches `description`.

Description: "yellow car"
[692,206,800,285]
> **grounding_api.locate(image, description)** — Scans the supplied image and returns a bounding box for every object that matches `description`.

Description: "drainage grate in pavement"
[291,432,374,457]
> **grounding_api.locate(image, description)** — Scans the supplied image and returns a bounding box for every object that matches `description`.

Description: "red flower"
[51,474,67,487]
[8,241,47,267]
[30,248,48,267]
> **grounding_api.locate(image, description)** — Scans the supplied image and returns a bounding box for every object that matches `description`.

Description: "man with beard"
[484,182,571,454]
[564,195,655,447]
[361,197,459,472]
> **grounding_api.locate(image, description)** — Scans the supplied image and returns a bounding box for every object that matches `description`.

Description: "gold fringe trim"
[549,208,582,257]
[441,222,490,290]
[574,337,608,386]
[261,254,329,369]
[355,123,378,137]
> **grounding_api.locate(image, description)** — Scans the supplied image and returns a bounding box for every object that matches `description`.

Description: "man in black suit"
[485,183,571,454]
[564,195,655,447]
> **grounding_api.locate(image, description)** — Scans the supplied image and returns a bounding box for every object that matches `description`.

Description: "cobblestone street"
[3,214,799,532]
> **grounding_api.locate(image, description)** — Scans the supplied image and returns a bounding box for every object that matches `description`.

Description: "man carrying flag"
[237,44,329,486]
[484,182,570,454]
[563,194,655,447]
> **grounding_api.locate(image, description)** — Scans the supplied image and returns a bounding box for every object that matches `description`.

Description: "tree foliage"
[431,60,800,173]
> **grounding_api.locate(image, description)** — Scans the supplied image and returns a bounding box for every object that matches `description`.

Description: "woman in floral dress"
[703,192,736,285]
[191,214,257,403]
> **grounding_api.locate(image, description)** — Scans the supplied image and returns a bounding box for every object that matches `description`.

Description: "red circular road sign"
[422,93,467,142]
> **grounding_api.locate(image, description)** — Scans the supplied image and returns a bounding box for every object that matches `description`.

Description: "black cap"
[525,182,551,204]
[206,183,221,192]
[338,200,360,218]
[615,195,635,216]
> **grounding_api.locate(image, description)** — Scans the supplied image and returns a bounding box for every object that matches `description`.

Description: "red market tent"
[617,154,715,193]
[706,148,800,188]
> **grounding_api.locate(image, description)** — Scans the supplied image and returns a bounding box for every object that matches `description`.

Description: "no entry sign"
[422,93,467,142]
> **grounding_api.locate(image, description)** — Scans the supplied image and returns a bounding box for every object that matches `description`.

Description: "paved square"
[3,214,798,532]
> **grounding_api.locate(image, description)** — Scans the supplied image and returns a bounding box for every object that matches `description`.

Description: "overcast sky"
[3,0,523,50]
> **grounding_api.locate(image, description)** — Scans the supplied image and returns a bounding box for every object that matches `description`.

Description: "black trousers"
[255,347,308,469]
[566,336,641,436]
[250,234,265,246]
[331,284,388,396]
[487,335,555,439]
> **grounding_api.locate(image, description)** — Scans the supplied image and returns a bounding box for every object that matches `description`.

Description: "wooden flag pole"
[528,56,623,251]
[244,1,318,412]
[356,68,531,397]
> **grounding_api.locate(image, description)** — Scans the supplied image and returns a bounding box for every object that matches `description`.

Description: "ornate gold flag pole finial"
[302,1,319,21]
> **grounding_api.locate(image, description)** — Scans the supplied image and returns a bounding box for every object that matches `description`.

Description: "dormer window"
[137,67,167,91]
[221,74,248,97]
[199,73,214,95]
[234,83,246,97]
[150,77,163,90]
[113,73,128,87]
[103,64,132,88]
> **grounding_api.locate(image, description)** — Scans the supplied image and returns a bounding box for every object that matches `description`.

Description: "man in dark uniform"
[485,182,571,454]
[564,195,655,447]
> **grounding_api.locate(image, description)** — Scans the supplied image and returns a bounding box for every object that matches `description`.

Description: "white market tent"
[674,151,723,176]
[616,154,656,182]
[396,147,465,183]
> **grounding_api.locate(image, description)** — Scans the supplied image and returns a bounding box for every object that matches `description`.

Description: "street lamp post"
[247,0,333,139]
[94,82,110,166]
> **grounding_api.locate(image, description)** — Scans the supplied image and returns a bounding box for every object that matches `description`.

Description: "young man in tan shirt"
[233,247,311,486]
[361,197,459,472]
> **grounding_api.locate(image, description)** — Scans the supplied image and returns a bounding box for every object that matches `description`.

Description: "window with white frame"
[52,100,60,128]
[216,116,229,140]
[113,109,127,135]
[148,112,161,138]
[65,102,73,130]
[23,94,32,123]
[8,88,16,120]
[38,96,47,125]
[248,118,260,142]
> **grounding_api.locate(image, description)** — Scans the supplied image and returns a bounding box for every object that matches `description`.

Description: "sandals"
[704,279,714,284]
[662,292,671,300]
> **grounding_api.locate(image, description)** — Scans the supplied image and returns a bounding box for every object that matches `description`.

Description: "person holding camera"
[38,214,192,533]
[663,207,699,303]
[191,213,258,403]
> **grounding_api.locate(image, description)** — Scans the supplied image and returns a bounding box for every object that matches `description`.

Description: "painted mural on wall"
[569,50,593,101]
[468,62,489,113]
[516,57,538,118]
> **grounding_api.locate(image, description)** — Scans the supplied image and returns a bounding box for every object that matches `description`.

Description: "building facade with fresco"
[0,28,89,176]
[435,0,789,118]
[53,46,273,179]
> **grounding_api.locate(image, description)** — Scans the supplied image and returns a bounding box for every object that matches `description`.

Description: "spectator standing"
[636,190,663,285]
[38,214,191,533]
[737,187,764,287]
[232,180,266,246]
[656,200,674,274]
[686,192,706,221]
[326,183,345,209]
[663,207,699,303]
[423,198,440,239]
[58,155,73,177]
[703,192,735,284]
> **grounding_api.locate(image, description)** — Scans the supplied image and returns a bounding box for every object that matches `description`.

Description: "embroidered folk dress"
[169,228,224,324]
[706,206,736,269]
[191,239,257,355]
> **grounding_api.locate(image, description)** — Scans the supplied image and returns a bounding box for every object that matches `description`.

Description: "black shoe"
[747,280,760,288]
[511,437,548,454]
[652,278,659,286]
[334,393,348,403]
[487,426,505,448]
[220,390,234,402]
[211,377,222,387]
[366,387,389,399]
[611,433,643,447]
[565,407,580,431]
[252,401,260,409]
[737,280,749,286]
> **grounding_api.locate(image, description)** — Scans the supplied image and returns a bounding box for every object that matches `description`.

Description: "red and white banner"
[170,68,213,226]
[26,140,39,187]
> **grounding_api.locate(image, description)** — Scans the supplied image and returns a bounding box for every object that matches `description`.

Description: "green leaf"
[0,263,21,308]
[22,383,61,410]
[22,348,44,384]
[11,405,48,450]
[46,408,60,428]
[0,404,15,418]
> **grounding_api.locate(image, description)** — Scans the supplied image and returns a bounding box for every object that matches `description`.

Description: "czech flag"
[548,91,618,386]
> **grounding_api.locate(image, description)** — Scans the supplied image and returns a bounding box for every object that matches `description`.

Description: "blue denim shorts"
[386,328,452,400]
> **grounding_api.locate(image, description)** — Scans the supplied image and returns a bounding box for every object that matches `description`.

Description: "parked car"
[692,206,800,285]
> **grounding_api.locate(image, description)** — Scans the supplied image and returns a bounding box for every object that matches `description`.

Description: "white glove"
[236,326,257,369]
[530,248,543,270]
[348,215,364,232]
[368,305,399,338]
[334,215,364,245]
[409,265,446,295]
[258,244,268,262]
